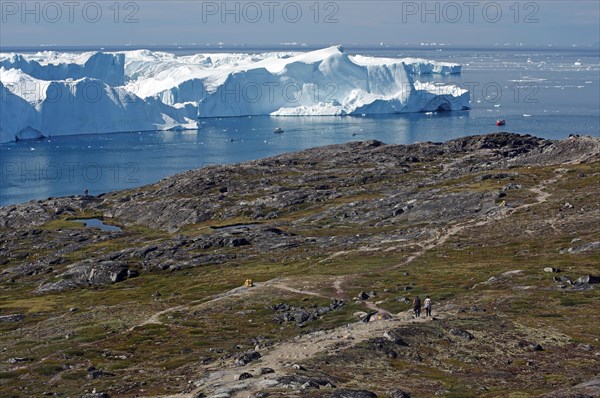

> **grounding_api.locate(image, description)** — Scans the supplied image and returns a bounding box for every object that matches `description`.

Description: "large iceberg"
[0,46,469,143]
[0,52,126,86]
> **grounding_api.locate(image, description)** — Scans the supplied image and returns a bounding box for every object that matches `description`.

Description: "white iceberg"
[0,67,197,142]
[0,46,469,143]
[0,51,126,86]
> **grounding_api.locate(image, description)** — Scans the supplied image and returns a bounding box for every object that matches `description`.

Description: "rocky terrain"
[0,133,599,398]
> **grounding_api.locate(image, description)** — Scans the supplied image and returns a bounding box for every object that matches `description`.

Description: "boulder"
[7,357,32,364]
[236,351,261,366]
[530,343,544,351]
[87,368,115,379]
[566,242,600,254]
[0,314,25,323]
[361,312,379,323]
[36,260,129,292]
[516,340,544,351]
[237,372,253,380]
[354,311,368,319]
[301,380,321,389]
[388,389,411,398]
[544,267,562,273]
[226,237,251,247]
[369,337,399,358]
[357,291,370,300]
[270,300,343,326]
[291,309,311,324]
[576,275,600,285]
[553,275,573,284]
[383,330,408,346]
[331,389,378,398]
[450,328,475,340]
[278,375,335,388]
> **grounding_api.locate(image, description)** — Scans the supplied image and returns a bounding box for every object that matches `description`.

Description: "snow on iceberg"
[0,46,469,143]
[0,67,197,143]
[130,45,469,117]
[0,51,125,86]
[350,54,462,75]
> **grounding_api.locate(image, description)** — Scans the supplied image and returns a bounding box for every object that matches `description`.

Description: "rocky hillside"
[0,133,599,398]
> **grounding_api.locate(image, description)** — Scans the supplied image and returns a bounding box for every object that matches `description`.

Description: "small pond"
[72,219,122,232]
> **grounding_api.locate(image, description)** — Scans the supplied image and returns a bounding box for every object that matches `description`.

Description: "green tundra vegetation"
[0,134,598,397]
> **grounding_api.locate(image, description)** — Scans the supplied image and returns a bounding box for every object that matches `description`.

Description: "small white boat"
[273,127,284,134]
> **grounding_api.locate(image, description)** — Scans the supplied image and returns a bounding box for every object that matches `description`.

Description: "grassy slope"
[0,148,598,398]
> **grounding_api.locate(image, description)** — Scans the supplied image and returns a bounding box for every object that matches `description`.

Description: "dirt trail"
[363,300,391,314]
[148,177,561,397]
[137,176,560,327]
[157,308,449,398]
[513,176,560,211]
[135,304,187,329]
[271,283,330,299]
[387,176,560,272]
[333,276,346,297]
[132,285,264,329]
[133,279,334,329]
[319,176,560,290]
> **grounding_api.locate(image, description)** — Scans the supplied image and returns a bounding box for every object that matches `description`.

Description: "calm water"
[1,46,598,206]
[72,219,122,232]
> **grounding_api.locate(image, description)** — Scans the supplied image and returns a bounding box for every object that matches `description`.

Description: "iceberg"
[0,67,197,142]
[0,51,125,86]
[0,46,469,143]
[0,81,42,141]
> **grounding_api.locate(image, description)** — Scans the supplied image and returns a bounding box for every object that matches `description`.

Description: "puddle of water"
[72,219,122,232]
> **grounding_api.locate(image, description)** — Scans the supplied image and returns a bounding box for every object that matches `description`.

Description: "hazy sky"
[1,1,599,47]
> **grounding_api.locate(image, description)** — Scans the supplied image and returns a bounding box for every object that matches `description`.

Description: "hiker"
[83,188,89,196]
[413,295,421,318]
[424,295,432,317]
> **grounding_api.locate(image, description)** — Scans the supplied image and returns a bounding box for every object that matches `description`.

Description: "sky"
[1,0,599,48]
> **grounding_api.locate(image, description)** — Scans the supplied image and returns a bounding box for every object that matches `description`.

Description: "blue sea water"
[1,45,598,206]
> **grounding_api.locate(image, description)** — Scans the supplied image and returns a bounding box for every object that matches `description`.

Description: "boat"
[273,127,284,134]
[496,119,506,126]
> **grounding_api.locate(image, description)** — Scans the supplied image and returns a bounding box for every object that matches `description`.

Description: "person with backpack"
[413,295,421,318]
[424,296,432,317]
